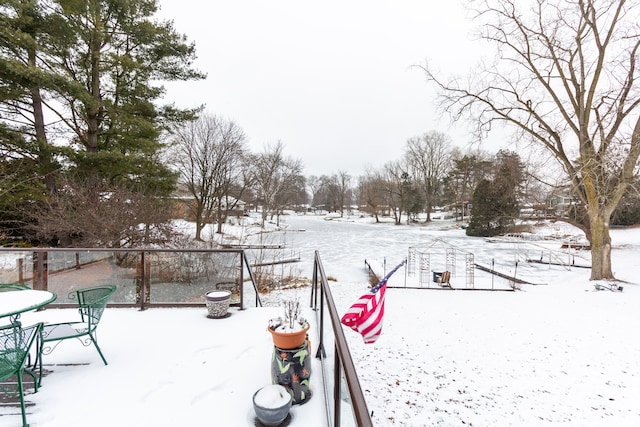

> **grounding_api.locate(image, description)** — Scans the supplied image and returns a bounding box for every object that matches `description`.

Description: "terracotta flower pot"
[267,322,310,350]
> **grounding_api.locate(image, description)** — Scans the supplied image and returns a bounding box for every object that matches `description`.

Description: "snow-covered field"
[257,215,640,426]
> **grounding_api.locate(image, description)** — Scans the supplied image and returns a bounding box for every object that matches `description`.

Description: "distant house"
[442,201,471,221]
[547,194,580,217]
[519,203,548,219]
[170,191,247,222]
[219,196,246,213]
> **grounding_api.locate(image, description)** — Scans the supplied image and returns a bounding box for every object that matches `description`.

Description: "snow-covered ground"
[2,214,639,426]
[254,214,640,426]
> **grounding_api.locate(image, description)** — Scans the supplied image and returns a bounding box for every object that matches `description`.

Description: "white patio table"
[0,288,57,325]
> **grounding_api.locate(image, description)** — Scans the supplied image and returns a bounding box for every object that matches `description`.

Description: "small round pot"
[253,384,292,426]
[205,290,231,318]
[267,322,310,349]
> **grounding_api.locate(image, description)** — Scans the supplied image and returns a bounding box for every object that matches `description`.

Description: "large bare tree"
[170,114,248,240]
[422,0,640,280]
[251,141,304,227]
[336,170,352,217]
[383,159,415,225]
[405,131,452,222]
[357,169,387,222]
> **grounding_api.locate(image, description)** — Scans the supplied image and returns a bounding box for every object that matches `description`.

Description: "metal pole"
[139,252,146,310]
[491,259,494,290]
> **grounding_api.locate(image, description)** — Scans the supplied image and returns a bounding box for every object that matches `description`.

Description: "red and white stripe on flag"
[340,282,386,344]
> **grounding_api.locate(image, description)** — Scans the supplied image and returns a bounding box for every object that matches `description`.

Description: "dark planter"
[271,340,312,405]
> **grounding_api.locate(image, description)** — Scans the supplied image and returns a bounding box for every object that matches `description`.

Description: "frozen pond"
[251,214,590,290]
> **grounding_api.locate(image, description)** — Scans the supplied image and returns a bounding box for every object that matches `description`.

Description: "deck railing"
[0,247,260,309]
[311,250,373,427]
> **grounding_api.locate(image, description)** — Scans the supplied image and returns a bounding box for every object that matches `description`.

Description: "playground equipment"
[374,233,591,291]
[407,239,476,289]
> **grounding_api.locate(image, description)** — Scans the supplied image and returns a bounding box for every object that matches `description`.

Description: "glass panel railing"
[143,251,240,304]
[0,248,257,308]
[338,366,358,427]
[312,250,373,427]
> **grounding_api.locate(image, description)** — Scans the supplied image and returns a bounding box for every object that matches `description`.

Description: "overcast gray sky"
[157,0,496,177]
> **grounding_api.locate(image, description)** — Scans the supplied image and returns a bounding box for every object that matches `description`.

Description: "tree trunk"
[28,47,57,196]
[588,211,613,280]
[261,209,267,228]
[194,203,204,241]
[216,205,224,234]
[194,221,204,241]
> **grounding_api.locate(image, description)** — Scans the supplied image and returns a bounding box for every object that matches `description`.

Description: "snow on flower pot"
[267,321,310,349]
[267,298,310,349]
[205,290,231,318]
[253,384,292,426]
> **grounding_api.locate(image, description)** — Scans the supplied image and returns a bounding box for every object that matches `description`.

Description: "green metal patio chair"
[0,283,30,292]
[0,322,43,427]
[40,285,116,367]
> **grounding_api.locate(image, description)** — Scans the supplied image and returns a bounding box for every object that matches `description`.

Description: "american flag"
[340,261,406,344]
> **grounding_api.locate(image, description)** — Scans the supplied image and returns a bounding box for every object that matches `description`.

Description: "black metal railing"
[311,250,373,427]
[0,248,260,309]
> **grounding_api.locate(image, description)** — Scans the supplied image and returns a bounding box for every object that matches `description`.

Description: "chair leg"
[37,335,43,388]
[26,330,44,389]
[17,370,29,427]
[23,368,39,393]
[89,334,108,365]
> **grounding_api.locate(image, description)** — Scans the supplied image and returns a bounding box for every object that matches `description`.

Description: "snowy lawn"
[270,216,640,426]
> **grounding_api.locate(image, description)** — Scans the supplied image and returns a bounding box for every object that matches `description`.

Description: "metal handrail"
[243,251,262,307]
[312,250,373,427]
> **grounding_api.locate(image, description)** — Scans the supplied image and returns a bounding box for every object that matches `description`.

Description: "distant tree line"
[309,131,639,237]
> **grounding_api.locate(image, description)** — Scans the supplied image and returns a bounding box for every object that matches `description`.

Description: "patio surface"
[1,305,329,426]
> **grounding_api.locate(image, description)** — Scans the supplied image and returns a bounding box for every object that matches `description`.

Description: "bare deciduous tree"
[405,131,452,222]
[336,171,352,217]
[422,0,640,279]
[170,114,248,240]
[306,175,322,209]
[383,159,414,225]
[251,141,304,227]
[357,168,388,222]
[29,178,175,247]
[310,175,338,212]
